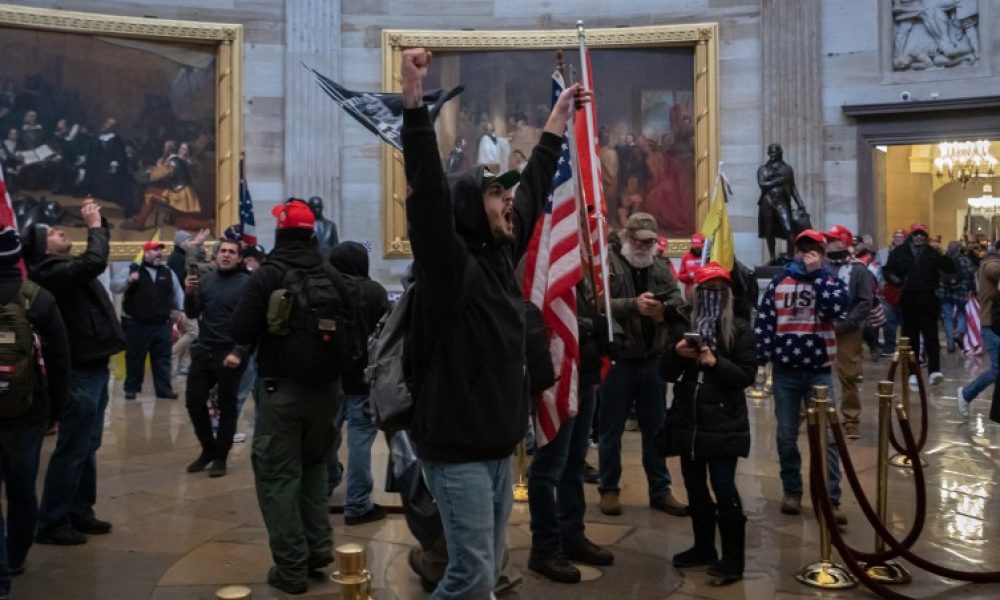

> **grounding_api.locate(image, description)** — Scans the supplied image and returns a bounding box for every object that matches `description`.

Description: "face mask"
[827,249,850,262]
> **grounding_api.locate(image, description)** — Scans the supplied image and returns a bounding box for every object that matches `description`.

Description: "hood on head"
[449,164,497,247]
[330,241,369,278]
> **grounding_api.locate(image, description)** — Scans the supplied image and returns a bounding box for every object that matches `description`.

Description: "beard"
[622,240,655,269]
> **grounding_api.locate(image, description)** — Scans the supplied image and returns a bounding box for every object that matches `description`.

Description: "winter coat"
[883,237,955,294]
[607,248,682,360]
[977,253,1000,328]
[659,311,755,459]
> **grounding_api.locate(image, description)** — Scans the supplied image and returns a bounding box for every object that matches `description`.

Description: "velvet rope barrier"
[887,355,929,457]
[808,410,1000,584]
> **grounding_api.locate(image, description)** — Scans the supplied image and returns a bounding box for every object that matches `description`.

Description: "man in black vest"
[22,199,125,546]
[111,241,183,400]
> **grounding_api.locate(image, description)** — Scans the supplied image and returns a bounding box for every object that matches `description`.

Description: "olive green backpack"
[0,280,40,419]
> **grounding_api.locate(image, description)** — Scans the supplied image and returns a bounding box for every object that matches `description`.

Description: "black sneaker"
[208,458,227,478]
[344,503,388,526]
[267,566,307,595]
[186,454,212,473]
[72,517,112,535]
[582,463,600,485]
[528,551,581,584]
[124,392,137,400]
[35,524,86,545]
[157,392,179,400]
[563,536,614,566]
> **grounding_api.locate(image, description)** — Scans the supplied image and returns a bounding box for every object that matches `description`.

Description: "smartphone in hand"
[684,332,703,350]
[652,291,673,302]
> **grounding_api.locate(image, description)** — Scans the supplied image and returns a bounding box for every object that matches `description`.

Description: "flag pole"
[702,161,724,267]
[576,21,614,343]
[562,57,597,302]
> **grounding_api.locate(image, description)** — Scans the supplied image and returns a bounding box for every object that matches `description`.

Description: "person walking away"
[23,200,122,545]
[883,223,955,386]
[660,262,754,585]
[599,212,687,517]
[111,240,184,400]
[400,47,579,599]
[230,198,355,594]
[327,241,389,525]
[755,229,848,523]
[824,226,872,439]
[0,227,69,595]
[958,241,1000,418]
[183,238,250,478]
[938,241,976,353]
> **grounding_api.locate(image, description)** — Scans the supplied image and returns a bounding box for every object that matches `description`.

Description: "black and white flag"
[307,65,463,151]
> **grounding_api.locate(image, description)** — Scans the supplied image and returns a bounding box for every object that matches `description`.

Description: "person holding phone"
[598,212,686,518]
[755,229,849,523]
[658,262,755,585]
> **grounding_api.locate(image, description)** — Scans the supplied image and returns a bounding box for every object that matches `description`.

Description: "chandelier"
[934,140,997,187]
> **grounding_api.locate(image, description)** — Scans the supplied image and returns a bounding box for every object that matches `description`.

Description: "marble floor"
[10,347,1000,600]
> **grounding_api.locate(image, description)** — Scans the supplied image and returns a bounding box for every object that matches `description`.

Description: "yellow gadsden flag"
[700,169,734,271]
[133,228,162,264]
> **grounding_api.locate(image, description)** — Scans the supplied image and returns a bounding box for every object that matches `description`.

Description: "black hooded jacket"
[28,224,125,367]
[401,106,561,463]
[229,231,322,378]
[329,241,388,395]
[884,235,956,293]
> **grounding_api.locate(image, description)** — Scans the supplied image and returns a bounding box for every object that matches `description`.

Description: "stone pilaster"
[285,0,342,224]
[762,0,824,228]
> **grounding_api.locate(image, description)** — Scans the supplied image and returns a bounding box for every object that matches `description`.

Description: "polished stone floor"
[10,347,1000,599]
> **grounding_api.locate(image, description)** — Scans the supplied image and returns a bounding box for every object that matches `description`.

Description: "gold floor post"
[862,381,912,584]
[890,337,924,468]
[513,442,529,502]
[331,543,373,600]
[796,386,856,589]
[215,586,251,600]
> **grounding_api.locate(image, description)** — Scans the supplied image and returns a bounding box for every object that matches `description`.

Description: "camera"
[900,90,912,102]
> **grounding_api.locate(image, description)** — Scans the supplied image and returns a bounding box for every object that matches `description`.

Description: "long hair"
[690,283,735,351]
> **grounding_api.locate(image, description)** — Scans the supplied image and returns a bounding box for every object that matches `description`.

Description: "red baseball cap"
[824,225,853,246]
[656,235,669,252]
[143,241,165,251]
[795,229,826,244]
[690,233,705,249]
[694,261,732,284]
[893,228,906,236]
[272,198,316,230]
[910,223,929,235]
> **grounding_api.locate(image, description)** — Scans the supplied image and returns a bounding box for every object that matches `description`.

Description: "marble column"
[762,0,824,230]
[285,0,342,226]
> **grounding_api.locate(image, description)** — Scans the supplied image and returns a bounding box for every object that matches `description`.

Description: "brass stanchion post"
[862,381,912,584]
[890,337,925,468]
[215,586,251,600]
[796,386,856,589]
[513,441,529,502]
[331,543,373,600]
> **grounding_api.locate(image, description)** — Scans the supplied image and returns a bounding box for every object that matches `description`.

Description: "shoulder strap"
[18,280,40,312]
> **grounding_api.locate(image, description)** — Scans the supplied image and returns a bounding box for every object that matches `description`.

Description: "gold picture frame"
[381,23,719,258]
[0,4,242,260]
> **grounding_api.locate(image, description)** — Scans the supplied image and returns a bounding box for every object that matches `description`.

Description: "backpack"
[266,260,366,383]
[366,259,477,432]
[0,281,41,419]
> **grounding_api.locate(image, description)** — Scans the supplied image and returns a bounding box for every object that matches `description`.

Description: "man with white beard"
[598,212,687,517]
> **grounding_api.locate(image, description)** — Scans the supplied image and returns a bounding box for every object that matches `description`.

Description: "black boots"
[707,496,746,585]
[672,503,718,568]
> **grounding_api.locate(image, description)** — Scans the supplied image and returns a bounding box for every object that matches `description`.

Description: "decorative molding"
[843,95,1000,117]
[380,23,719,259]
[0,4,238,41]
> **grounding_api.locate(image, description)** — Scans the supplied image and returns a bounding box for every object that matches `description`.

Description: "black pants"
[123,319,174,397]
[900,291,940,373]
[185,347,244,460]
[680,455,740,511]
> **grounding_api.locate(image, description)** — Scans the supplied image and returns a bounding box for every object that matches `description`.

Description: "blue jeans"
[772,368,842,505]
[327,394,377,517]
[236,354,257,422]
[940,302,968,347]
[883,302,901,352]
[528,383,597,555]
[598,356,671,500]
[964,327,1000,402]
[37,367,111,532]
[423,459,511,600]
[0,421,46,595]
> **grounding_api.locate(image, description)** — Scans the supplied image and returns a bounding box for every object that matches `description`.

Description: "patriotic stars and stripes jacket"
[754,262,849,371]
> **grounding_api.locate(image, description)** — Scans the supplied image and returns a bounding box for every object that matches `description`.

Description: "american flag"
[239,159,257,246]
[964,292,983,356]
[521,70,583,448]
[0,167,25,277]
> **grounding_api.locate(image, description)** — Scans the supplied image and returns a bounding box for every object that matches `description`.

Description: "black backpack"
[267,260,366,383]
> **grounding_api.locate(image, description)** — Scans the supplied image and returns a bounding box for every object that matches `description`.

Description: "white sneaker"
[233,432,247,443]
[956,387,971,419]
[929,372,944,385]
[908,374,917,388]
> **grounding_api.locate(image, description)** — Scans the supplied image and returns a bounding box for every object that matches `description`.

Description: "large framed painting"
[381,24,719,258]
[0,4,241,259]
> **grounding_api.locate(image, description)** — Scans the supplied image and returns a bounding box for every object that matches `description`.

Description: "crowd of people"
[2,46,1000,600]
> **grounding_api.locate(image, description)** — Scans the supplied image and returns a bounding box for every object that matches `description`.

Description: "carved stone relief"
[892,0,980,71]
